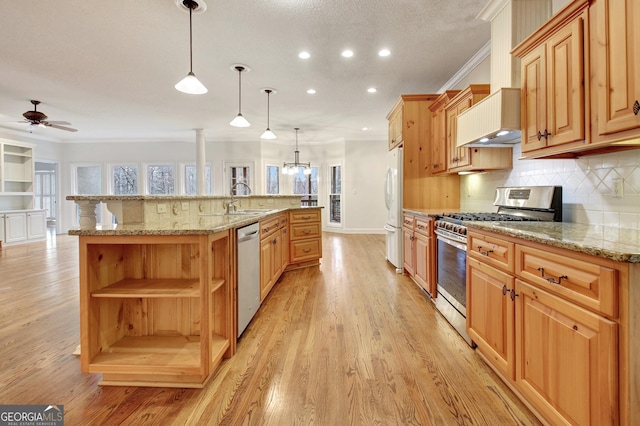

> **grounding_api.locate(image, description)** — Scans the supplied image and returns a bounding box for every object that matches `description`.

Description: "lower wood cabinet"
[515,278,618,425]
[467,228,625,425]
[288,209,322,266]
[260,215,285,301]
[402,212,435,296]
[78,232,233,388]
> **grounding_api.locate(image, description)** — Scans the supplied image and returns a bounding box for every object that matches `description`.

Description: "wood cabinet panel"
[290,222,320,240]
[467,256,515,379]
[516,244,618,317]
[591,0,640,139]
[79,233,232,387]
[468,231,514,273]
[290,209,321,223]
[515,279,618,426]
[290,238,321,263]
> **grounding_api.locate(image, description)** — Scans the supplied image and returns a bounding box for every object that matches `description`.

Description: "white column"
[195,129,206,195]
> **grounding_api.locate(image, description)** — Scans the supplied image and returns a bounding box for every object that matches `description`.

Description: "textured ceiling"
[0,0,490,145]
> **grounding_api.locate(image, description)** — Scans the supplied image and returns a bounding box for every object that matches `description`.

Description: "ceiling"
[0,0,490,145]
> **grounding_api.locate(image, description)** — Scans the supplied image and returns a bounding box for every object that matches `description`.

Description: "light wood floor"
[0,232,540,425]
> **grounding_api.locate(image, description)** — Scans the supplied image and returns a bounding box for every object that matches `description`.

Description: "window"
[266,165,279,194]
[73,164,102,224]
[329,165,342,224]
[146,164,175,195]
[112,165,138,195]
[184,164,211,195]
[34,168,56,221]
[293,167,318,206]
[229,165,251,195]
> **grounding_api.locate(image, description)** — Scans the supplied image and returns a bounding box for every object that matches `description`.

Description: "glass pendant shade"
[260,88,277,139]
[261,128,277,139]
[230,113,250,127]
[230,65,250,127]
[175,72,208,94]
[175,1,207,95]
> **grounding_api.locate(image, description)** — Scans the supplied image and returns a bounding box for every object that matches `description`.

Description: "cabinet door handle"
[536,267,568,284]
[477,245,493,256]
[510,288,519,301]
[537,129,550,141]
[502,285,508,296]
[272,239,277,245]
[634,100,640,115]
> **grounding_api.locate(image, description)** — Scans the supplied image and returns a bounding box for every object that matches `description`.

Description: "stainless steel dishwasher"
[237,222,261,337]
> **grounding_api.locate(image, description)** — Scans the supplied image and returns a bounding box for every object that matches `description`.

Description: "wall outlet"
[613,177,624,198]
[157,203,167,213]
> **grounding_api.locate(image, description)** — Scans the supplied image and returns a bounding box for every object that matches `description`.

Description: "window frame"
[143,162,176,195]
[180,162,212,195]
[328,162,343,227]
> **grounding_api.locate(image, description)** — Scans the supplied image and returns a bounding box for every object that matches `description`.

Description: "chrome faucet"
[225,181,252,213]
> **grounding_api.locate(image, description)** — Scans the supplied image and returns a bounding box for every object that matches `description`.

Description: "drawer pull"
[302,230,311,235]
[510,289,518,301]
[477,245,493,256]
[302,248,311,253]
[301,216,311,220]
[536,267,568,285]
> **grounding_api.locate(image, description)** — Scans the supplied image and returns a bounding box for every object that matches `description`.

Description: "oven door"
[436,234,467,317]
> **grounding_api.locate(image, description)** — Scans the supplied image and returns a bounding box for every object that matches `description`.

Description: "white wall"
[461,145,640,229]
[22,135,388,234]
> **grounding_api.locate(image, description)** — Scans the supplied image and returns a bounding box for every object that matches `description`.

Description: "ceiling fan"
[21,100,77,132]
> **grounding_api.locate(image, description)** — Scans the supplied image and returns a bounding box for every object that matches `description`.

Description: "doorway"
[34,161,59,234]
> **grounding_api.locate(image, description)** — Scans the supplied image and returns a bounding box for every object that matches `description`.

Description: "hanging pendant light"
[282,128,311,174]
[229,64,251,127]
[175,0,208,95]
[260,88,277,139]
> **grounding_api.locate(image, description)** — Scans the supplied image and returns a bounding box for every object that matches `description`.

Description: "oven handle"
[436,234,467,252]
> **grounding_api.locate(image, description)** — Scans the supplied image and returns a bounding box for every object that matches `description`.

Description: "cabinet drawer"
[516,245,618,317]
[260,217,280,240]
[402,214,415,229]
[290,223,320,240]
[290,238,322,263]
[290,209,320,223]
[414,218,431,236]
[468,231,514,273]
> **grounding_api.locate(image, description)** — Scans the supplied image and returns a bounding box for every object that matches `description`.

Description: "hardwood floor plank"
[0,232,540,425]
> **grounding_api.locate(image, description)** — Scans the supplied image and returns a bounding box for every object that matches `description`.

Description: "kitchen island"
[67,195,322,387]
[465,221,639,425]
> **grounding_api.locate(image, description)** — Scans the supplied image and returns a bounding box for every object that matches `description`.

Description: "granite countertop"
[466,222,640,263]
[403,208,459,218]
[67,206,321,236]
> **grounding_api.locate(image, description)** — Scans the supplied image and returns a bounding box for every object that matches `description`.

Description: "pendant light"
[283,128,311,175]
[229,65,251,127]
[260,88,277,139]
[175,0,208,95]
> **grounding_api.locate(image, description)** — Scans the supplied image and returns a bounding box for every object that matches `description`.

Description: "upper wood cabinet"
[514,0,588,156]
[444,85,513,173]
[387,106,403,150]
[590,0,640,143]
[445,85,490,169]
[428,91,459,174]
[514,0,640,158]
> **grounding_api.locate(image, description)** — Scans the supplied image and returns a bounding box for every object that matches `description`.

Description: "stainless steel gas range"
[433,186,563,346]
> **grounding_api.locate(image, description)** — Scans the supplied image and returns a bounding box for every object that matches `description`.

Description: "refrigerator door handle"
[384,224,397,232]
[384,167,393,210]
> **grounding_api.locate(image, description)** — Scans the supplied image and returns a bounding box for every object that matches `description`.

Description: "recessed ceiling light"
[341,49,354,58]
[362,127,369,131]
[367,87,377,93]
[378,49,391,57]
[306,89,316,94]
[298,51,310,59]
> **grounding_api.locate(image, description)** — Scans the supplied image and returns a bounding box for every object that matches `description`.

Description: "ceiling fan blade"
[45,120,72,125]
[43,122,78,132]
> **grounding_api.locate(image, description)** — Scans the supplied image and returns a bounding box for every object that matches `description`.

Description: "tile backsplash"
[460,144,640,229]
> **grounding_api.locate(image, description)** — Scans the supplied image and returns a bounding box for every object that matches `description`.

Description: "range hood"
[457,0,551,148]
